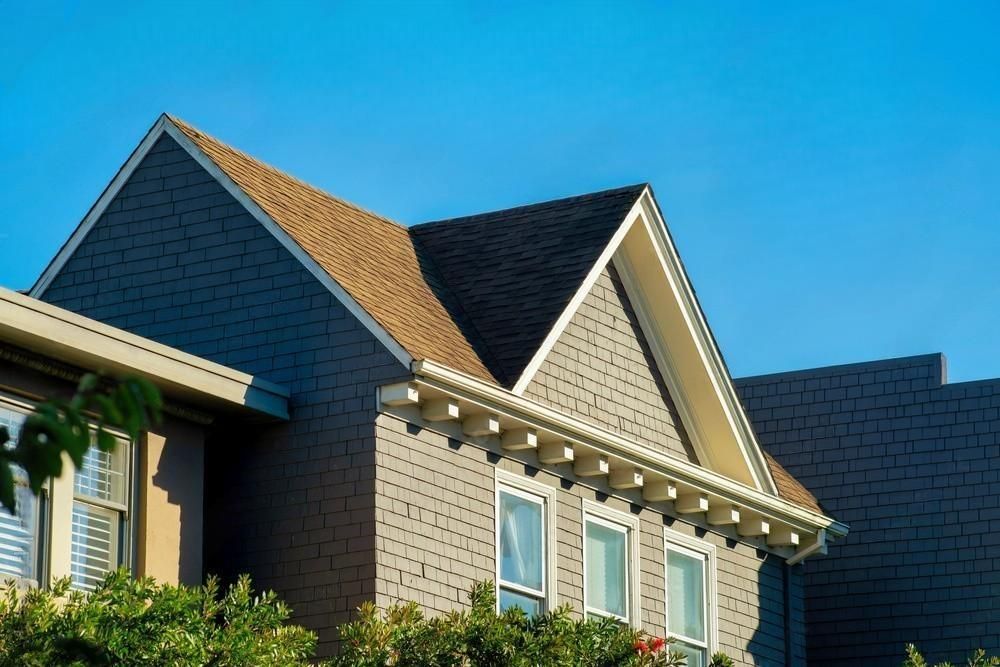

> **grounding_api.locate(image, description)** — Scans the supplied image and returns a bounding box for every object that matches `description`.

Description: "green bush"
[332,580,731,667]
[903,644,1000,667]
[0,569,316,666]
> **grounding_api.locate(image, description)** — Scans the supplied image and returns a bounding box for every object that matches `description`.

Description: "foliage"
[903,644,1000,667]
[0,569,316,666]
[710,652,735,667]
[0,373,161,513]
[332,580,730,666]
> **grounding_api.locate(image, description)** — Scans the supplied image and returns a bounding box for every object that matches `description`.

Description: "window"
[0,394,133,591]
[495,469,556,614]
[71,443,129,591]
[582,500,640,624]
[0,406,40,585]
[664,531,717,667]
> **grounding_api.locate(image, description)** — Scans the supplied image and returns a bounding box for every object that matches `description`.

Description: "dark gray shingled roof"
[411,184,648,387]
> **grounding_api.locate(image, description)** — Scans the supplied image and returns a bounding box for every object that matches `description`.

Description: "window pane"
[498,490,543,592]
[0,407,36,582]
[71,502,119,591]
[667,549,705,641]
[585,519,627,618]
[0,482,36,582]
[75,442,127,505]
[499,587,542,615]
[671,640,706,667]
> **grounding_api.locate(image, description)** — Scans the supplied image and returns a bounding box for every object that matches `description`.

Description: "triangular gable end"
[30,114,413,370]
[522,259,701,465]
[513,189,778,495]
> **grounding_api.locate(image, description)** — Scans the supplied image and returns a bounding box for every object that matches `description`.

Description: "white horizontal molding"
[407,359,847,543]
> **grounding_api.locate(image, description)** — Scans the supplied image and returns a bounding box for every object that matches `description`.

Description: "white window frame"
[494,469,557,613]
[582,499,641,626]
[0,390,134,591]
[664,528,719,660]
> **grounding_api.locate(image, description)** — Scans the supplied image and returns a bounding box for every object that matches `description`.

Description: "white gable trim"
[510,189,776,495]
[511,192,647,395]
[29,115,412,371]
[634,195,776,494]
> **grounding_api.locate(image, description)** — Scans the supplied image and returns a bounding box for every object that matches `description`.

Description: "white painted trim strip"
[511,191,648,395]
[412,359,848,538]
[638,195,778,495]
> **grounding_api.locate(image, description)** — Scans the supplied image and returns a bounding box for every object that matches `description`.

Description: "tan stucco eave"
[0,288,289,420]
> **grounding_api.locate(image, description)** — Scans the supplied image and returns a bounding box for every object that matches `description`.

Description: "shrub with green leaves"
[903,644,1000,667]
[0,569,316,666]
[332,580,732,667]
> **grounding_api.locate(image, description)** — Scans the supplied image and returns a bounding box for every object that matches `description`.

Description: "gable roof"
[29,114,821,514]
[411,185,646,387]
[166,116,494,383]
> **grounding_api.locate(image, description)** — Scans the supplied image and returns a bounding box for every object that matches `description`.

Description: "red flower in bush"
[650,637,666,652]
[634,639,649,654]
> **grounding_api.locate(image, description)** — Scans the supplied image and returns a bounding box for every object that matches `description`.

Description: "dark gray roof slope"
[411,184,647,387]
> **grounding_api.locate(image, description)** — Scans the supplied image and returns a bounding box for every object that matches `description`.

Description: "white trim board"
[29,114,413,372]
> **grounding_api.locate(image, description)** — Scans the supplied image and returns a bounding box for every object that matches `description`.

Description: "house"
[737,354,1000,666]
[13,114,845,664]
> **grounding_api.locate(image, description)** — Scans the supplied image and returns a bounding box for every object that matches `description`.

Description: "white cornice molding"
[411,359,848,540]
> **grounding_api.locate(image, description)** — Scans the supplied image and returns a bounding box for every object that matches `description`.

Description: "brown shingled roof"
[168,115,495,382]
[166,116,822,516]
[764,451,823,514]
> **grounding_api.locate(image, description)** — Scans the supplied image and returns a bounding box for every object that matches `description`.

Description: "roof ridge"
[412,182,648,229]
[165,113,407,232]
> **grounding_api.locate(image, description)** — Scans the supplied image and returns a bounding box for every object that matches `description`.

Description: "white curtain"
[499,492,542,591]
[586,521,626,617]
[667,549,705,641]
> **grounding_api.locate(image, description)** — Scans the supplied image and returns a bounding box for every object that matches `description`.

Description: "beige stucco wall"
[136,420,205,585]
[374,411,805,666]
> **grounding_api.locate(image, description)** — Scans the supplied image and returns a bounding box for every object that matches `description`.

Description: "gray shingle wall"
[523,263,698,463]
[375,409,805,666]
[736,354,1000,666]
[40,134,409,656]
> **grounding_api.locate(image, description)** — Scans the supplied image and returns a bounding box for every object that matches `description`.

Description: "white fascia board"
[511,190,648,395]
[411,359,848,539]
[0,288,289,419]
[30,114,412,372]
[636,194,778,495]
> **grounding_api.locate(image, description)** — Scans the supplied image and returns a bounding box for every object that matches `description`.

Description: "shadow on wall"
[148,418,205,586]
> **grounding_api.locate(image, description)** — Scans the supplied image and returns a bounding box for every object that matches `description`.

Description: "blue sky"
[2,2,998,381]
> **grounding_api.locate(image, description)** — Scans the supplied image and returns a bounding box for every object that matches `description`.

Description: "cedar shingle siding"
[737,354,1000,666]
[41,135,409,656]
[376,412,805,666]
[523,263,698,463]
